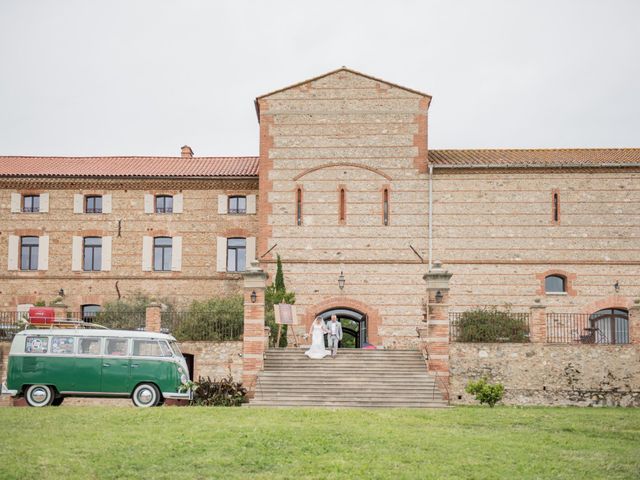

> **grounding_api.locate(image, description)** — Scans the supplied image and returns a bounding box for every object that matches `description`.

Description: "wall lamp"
[250,290,257,303]
[434,290,443,303]
[614,281,620,293]
[58,288,65,298]
[338,271,345,290]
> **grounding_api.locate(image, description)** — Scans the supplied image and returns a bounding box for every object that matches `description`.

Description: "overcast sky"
[1,0,638,157]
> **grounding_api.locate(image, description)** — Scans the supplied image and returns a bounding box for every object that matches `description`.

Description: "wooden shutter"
[7,235,19,270]
[144,194,154,214]
[71,236,83,271]
[73,194,84,214]
[37,235,49,271]
[10,193,21,213]
[173,194,183,214]
[216,237,227,272]
[39,193,49,213]
[217,194,228,214]
[246,237,256,267]
[102,194,113,214]
[142,236,153,271]
[246,194,257,214]
[102,236,112,271]
[171,236,182,271]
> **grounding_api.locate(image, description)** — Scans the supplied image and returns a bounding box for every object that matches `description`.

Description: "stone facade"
[0,178,258,310]
[450,343,640,407]
[178,341,243,381]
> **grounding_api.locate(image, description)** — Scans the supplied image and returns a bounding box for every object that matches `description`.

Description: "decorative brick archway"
[303,297,381,346]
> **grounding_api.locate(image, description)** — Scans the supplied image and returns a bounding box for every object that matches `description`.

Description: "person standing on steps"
[326,314,343,358]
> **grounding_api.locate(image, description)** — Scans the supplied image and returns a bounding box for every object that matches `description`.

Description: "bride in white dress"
[305,317,331,359]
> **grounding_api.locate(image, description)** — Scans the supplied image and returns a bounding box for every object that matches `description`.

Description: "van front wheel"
[132,383,161,407]
[25,385,54,407]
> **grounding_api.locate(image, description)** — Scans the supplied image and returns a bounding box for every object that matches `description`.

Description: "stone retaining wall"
[450,343,640,407]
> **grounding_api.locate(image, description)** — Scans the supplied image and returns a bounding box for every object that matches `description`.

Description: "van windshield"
[169,341,183,358]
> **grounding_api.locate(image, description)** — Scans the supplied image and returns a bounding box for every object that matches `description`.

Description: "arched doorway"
[589,308,629,344]
[317,308,367,348]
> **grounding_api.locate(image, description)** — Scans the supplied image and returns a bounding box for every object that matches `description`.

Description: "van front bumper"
[163,391,192,400]
[1,383,17,396]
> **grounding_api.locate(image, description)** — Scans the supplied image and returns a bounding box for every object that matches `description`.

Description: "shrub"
[171,295,244,341]
[97,294,175,330]
[183,375,247,406]
[455,307,529,342]
[465,378,505,407]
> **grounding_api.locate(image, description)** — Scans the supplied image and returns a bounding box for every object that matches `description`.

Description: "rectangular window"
[227,238,246,272]
[51,336,75,355]
[339,188,346,224]
[20,236,39,271]
[83,237,102,271]
[85,195,103,213]
[155,195,173,213]
[22,195,40,213]
[25,336,49,354]
[153,237,172,271]
[79,337,101,355]
[133,339,172,357]
[228,196,247,214]
[105,338,129,356]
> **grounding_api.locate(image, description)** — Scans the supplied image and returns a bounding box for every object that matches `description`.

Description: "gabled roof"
[0,156,259,178]
[254,67,432,118]
[429,148,640,168]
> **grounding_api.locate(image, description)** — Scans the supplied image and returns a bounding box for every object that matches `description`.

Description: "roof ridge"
[431,147,640,152]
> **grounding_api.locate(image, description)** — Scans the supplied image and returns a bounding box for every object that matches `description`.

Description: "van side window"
[133,340,171,357]
[25,336,49,354]
[79,337,101,355]
[51,337,74,354]
[105,338,128,356]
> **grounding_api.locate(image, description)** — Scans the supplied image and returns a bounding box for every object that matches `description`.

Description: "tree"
[265,255,295,347]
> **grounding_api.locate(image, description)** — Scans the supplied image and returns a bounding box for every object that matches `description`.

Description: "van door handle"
[103,363,111,367]
[131,364,139,368]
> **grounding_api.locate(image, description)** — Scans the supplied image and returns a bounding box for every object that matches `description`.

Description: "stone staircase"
[249,349,448,408]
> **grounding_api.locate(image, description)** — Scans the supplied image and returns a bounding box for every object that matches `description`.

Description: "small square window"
[105,338,128,356]
[85,195,103,213]
[25,336,49,354]
[228,196,247,214]
[22,195,40,213]
[155,195,173,213]
[79,337,101,355]
[51,336,75,354]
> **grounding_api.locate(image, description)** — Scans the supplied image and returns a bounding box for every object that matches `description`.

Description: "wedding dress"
[305,323,330,359]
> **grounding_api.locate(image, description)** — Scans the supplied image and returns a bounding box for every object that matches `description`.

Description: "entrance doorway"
[318,308,367,348]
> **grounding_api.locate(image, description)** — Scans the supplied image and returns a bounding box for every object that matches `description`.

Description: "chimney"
[181,145,194,158]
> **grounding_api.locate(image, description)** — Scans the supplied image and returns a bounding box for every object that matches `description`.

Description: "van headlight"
[178,367,188,384]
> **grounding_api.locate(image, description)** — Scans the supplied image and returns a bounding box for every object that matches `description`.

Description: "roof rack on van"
[26,320,109,330]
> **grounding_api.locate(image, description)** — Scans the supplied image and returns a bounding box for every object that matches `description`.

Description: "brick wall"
[257,69,432,348]
[0,178,258,309]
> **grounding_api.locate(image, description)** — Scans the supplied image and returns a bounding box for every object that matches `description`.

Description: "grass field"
[0,406,638,479]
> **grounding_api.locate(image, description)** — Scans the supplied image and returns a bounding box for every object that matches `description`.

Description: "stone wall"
[0,177,258,309]
[450,342,640,407]
[179,341,243,381]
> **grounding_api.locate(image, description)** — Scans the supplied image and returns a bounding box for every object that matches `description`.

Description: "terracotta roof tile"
[0,156,259,177]
[429,148,640,167]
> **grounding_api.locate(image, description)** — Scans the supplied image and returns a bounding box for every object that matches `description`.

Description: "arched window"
[589,308,629,344]
[81,304,101,323]
[545,275,566,293]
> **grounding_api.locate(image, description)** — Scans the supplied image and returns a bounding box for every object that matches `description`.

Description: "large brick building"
[1,68,638,350]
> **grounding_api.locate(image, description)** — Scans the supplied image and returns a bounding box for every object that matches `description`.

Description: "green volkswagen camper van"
[1,328,191,407]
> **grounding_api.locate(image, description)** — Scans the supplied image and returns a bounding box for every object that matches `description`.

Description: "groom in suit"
[326,314,343,358]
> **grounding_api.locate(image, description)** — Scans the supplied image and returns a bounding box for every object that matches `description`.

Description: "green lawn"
[0,406,638,479]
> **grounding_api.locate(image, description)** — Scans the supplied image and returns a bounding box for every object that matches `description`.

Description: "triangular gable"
[255,67,432,113]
